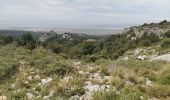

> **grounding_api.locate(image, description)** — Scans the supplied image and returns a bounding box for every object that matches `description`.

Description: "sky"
[0,0,170,29]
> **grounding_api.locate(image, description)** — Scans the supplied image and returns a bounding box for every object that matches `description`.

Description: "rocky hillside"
[1,21,170,100]
[122,20,170,39]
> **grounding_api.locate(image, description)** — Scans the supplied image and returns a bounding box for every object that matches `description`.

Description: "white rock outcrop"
[26,92,35,100]
[41,77,53,85]
[34,75,41,81]
[0,96,7,100]
[150,54,170,62]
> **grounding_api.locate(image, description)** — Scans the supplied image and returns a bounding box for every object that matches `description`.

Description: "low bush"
[0,64,18,82]
[43,61,74,76]
[92,89,120,100]
[161,38,170,47]
[164,30,170,38]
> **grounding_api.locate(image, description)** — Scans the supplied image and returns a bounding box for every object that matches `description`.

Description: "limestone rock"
[41,77,53,85]
[34,75,41,81]
[146,78,152,86]
[26,92,35,100]
[0,96,7,100]
[84,81,92,85]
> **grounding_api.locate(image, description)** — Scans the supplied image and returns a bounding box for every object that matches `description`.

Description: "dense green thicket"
[43,61,74,76]
[161,30,170,47]
[0,64,18,81]
[161,38,170,47]
[16,33,37,50]
[45,33,134,60]
[0,34,13,45]
[0,30,161,61]
[139,33,160,46]
[164,30,170,38]
[0,26,162,61]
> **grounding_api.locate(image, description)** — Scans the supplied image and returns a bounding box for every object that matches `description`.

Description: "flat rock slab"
[150,54,170,62]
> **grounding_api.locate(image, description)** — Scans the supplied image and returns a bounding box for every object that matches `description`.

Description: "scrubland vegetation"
[0,21,170,100]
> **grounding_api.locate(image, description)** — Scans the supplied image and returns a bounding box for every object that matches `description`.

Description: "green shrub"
[140,33,160,46]
[161,38,170,47]
[0,35,13,45]
[0,64,18,81]
[164,30,170,38]
[84,55,99,62]
[159,73,170,85]
[11,88,27,99]
[66,86,85,97]
[146,85,170,98]
[48,43,62,54]
[100,66,109,76]
[43,61,73,76]
[16,33,36,50]
[92,89,119,100]
[41,88,49,96]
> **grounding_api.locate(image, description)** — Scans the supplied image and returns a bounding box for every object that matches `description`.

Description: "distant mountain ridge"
[0,30,43,39]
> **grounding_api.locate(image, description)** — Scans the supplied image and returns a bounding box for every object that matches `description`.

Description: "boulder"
[34,75,41,81]
[78,71,84,75]
[93,73,101,79]
[41,77,53,85]
[100,85,110,91]
[28,76,33,81]
[26,92,35,100]
[84,81,92,85]
[122,57,129,60]
[146,78,152,86]
[85,85,100,92]
[11,84,16,89]
[84,85,110,92]
[23,80,29,84]
[44,96,50,100]
[135,56,145,60]
[140,96,144,100]
[74,62,81,69]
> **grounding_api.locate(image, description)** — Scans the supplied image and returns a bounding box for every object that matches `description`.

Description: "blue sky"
[0,0,170,29]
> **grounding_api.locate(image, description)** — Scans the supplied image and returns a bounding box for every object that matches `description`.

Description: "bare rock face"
[39,31,57,42]
[62,33,72,39]
[150,54,170,62]
[123,26,167,38]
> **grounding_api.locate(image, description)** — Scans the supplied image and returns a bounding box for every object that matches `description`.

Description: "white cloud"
[0,0,170,28]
